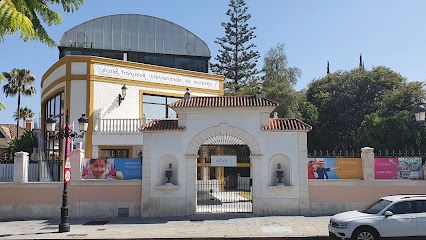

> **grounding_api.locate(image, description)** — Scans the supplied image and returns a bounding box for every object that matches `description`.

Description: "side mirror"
[384,211,393,217]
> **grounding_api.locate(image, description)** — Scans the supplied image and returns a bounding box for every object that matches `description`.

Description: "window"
[43,92,64,158]
[416,200,426,213]
[387,201,415,215]
[361,199,392,214]
[142,94,181,119]
[100,149,129,158]
[59,47,210,73]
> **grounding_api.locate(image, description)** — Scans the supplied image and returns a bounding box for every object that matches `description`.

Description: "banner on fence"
[308,158,362,180]
[374,157,423,180]
[81,158,141,180]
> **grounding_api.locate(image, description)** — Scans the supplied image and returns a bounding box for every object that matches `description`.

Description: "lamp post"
[414,102,426,122]
[46,110,88,233]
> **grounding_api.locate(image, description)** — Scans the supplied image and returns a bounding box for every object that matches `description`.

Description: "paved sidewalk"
[0,215,331,239]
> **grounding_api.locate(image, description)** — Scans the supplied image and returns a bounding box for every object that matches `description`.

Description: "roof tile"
[141,119,185,132]
[169,95,278,108]
[262,118,312,132]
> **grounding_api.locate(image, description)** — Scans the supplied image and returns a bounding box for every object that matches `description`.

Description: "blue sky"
[1,0,426,124]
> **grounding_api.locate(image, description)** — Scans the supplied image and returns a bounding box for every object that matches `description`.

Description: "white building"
[141,94,312,216]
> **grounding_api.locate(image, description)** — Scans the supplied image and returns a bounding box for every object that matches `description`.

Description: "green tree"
[2,69,36,139]
[211,0,260,95]
[0,0,83,47]
[306,66,425,151]
[261,43,302,118]
[356,111,426,152]
[14,106,34,127]
[8,130,38,154]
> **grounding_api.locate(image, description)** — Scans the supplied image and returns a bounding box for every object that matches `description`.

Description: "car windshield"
[361,199,392,214]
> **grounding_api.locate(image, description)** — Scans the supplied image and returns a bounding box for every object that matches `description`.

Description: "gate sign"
[211,155,237,167]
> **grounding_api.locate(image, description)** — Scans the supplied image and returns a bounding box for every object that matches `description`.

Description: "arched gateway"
[141,95,312,217]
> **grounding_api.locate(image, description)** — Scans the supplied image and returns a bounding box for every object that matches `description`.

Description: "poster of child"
[307,158,341,179]
[81,158,124,180]
[308,160,319,179]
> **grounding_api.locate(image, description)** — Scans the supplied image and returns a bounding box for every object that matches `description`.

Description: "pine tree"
[211,0,260,95]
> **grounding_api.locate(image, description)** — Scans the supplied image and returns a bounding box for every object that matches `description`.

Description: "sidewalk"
[0,214,331,239]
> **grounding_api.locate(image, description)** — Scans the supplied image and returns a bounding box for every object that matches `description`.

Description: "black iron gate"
[196,169,252,213]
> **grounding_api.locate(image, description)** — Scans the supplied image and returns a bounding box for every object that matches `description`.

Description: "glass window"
[143,103,166,119]
[43,92,64,158]
[175,56,193,71]
[143,95,166,104]
[387,201,415,215]
[416,200,426,213]
[361,199,392,214]
[142,94,181,119]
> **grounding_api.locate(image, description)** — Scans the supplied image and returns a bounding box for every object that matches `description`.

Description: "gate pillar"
[250,155,263,215]
[185,154,197,215]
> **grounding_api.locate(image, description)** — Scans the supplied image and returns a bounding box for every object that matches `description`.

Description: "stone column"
[70,149,84,182]
[361,147,375,180]
[185,154,197,215]
[14,151,29,183]
[298,133,310,216]
[250,155,263,215]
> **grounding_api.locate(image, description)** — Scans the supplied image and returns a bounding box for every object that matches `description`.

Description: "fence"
[0,153,63,182]
[28,154,62,182]
[0,153,14,182]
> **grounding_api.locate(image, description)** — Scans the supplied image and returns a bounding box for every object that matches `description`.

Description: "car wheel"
[352,227,379,240]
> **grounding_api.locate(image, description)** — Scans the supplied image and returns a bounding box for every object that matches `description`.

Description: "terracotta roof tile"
[169,95,278,108]
[262,118,312,132]
[141,119,185,132]
[0,124,25,148]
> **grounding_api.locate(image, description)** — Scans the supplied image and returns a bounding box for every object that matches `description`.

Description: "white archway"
[184,123,262,214]
[186,123,262,156]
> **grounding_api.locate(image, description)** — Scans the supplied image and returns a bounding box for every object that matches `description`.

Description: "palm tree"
[0,74,5,111]
[14,107,34,127]
[2,69,36,138]
[0,0,84,47]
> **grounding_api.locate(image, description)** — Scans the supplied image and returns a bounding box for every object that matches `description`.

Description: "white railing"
[98,118,144,133]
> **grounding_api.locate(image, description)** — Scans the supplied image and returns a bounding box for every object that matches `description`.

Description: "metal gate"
[196,166,252,213]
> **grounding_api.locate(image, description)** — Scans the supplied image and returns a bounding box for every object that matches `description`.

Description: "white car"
[329,195,426,240]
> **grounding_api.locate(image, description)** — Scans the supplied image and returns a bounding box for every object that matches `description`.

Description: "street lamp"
[118,84,127,106]
[46,110,88,233]
[414,102,426,122]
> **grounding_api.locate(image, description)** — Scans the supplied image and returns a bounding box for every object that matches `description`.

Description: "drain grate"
[83,220,109,225]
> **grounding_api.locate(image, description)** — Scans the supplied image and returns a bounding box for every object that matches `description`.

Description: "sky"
[1,0,426,124]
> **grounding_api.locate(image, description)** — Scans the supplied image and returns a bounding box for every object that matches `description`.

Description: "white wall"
[142,107,309,216]
[42,64,66,90]
[93,82,217,120]
[70,80,87,148]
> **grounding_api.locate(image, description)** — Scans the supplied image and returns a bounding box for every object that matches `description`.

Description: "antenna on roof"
[184,88,191,100]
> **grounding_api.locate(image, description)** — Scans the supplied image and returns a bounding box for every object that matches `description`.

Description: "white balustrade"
[97,118,144,133]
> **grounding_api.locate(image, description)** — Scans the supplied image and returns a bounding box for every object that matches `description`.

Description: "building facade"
[41,14,224,159]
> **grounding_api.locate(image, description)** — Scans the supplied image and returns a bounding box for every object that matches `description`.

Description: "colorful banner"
[374,157,423,180]
[308,158,362,180]
[81,158,141,180]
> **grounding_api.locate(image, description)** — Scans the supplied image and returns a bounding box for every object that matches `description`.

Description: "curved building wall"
[59,14,211,57]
